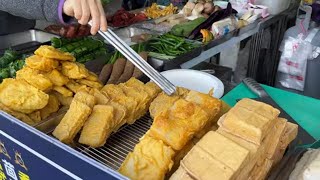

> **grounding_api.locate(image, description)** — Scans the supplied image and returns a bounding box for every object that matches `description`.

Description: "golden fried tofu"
[86,72,100,82]
[0,102,35,125]
[52,91,73,107]
[65,80,89,93]
[73,91,96,108]
[79,105,114,147]
[35,45,75,61]
[61,62,89,79]
[176,87,190,98]
[77,79,103,89]
[28,110,42,123]
[25,55,59,72]
[125,78,159,104]
[149,99,209,150]
[40,94,60,119]
[16,67,53,91]
[107,101,127,132]
[170,166,193,180]
[0,79,49,114]
[184,90,221,121]
[89,88,109,105]
[52,100,92,143]
[44,69,69,86]
[119,135,175,180]
[53,86,73,97]
[149,92,180,118]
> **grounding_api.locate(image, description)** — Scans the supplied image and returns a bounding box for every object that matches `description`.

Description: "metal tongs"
[89,22,176,95]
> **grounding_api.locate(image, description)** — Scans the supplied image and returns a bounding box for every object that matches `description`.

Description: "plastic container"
[254,0,291,15]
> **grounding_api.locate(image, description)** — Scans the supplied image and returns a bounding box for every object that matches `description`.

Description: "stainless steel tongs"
[89,22,176,95]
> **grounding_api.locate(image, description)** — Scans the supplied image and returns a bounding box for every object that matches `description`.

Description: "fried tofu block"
[40,94,60,119]
[182,146,235,180]
[89,88,109,105]
[65,80,89,93]
[149,99,209,150]
[77,79,103,89]
[119,135,175,180]
[0,79,49,114]
[25,55,59,72]
[52,91,73,106]
[107,101,126,132]
[248,158,273,180]
[61,62,89,79]
[35,45,75,61]
[0,102,35,125]
[53,86,73,97]
[169,166,193,180]
[79,105,114,147]
[125,78,160,101]
[45,69,69,86]
[184,90,222,121]
[73,91,96,108]
[176,87,190,98]
[16,67,53,91]
[52,100,92,143]
[197,131,250,173]
[219,105,277,145]
[149,92,180,118]
[266,118,287,160]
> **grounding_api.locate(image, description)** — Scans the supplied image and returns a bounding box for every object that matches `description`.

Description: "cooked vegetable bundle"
[0,50,25,82]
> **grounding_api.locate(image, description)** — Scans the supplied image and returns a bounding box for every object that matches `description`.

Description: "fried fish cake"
[35,45,75,61]
[73,91,96,108]
[44,69,69,86]
[65,80,89,93]
[25,55,59,72]
[40,94,60,119]
[77,79,103,89]
[61,62,89,79]
[16,67,53,91]
[149,92,180,118]
[89,88,109,105]
[0,79,49,114]
[51,91,73,107]
[53,86,73,97]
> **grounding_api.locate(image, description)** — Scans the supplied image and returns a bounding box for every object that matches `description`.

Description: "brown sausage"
[132,51,148,78]
[117,60,135,84]
[107,58,126,84]
[99,63,113,84]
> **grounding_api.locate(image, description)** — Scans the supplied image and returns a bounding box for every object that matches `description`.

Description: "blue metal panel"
[0,112,127,180]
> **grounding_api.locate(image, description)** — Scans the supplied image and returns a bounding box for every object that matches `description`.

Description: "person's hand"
[63,0,107,35]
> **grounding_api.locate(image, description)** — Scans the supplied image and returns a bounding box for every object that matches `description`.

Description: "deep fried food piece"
[77,79,103,89]
[79,105,114,147]
[0,79,49,114]
[0,102,35,125]
[119,135,175,180]
[51,91,73,107]
[53,86,73,97]
[65,80,89,93]
[35,45,75,61]
[107,101,127,132]
[16,67,53,91]
[40,94,60,119]
[25,55,59,72]
[52,100,92,143]
[86,72,100,82]
[61,62,89,79]
[89,88,109,105]
[44,69,69,86]
[28,111,42,123]
[149,92,180,118]
[73,91,96,108]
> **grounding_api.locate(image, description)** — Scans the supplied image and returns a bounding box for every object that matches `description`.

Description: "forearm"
[0,0,66,23]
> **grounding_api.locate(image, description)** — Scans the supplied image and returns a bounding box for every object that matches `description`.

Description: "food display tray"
[0,29,58,55]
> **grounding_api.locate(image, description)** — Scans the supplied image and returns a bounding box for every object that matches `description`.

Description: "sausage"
[117,60,135,84]
[99,63,113,84]
[132,52,148,78]
[107,58,126,84]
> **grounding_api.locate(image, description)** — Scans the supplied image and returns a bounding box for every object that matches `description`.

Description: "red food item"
[45,24,90,38]
[108,8,147,27]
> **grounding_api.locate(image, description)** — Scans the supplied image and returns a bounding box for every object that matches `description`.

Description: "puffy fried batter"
[53,86,73,97]
[0,102,35,125]
[79,105,114,148]
[0,79,49,114]
[35,45,75,61]
[16,67,53,91]
[119,135,175,180]
[107,101,127,132]
[52,100,92,143]
[125,78,160,104]
[61,62,89,79]
[44,69,69,86]
[77,79,103,89]
[65,80,89,93]
[86,72,100,82]
[25,55,59,72]
[73,91,96,108]
[149,92,180,118]
[52,91,73,107]
[40,94,60,119]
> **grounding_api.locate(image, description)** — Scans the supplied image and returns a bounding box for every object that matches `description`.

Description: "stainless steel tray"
[0,29,58,53]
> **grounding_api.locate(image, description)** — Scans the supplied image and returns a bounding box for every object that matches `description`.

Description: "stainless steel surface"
[91,22,176,95]
[0,29,58,49]
[113,27,157,45]
[74,114,153,170]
